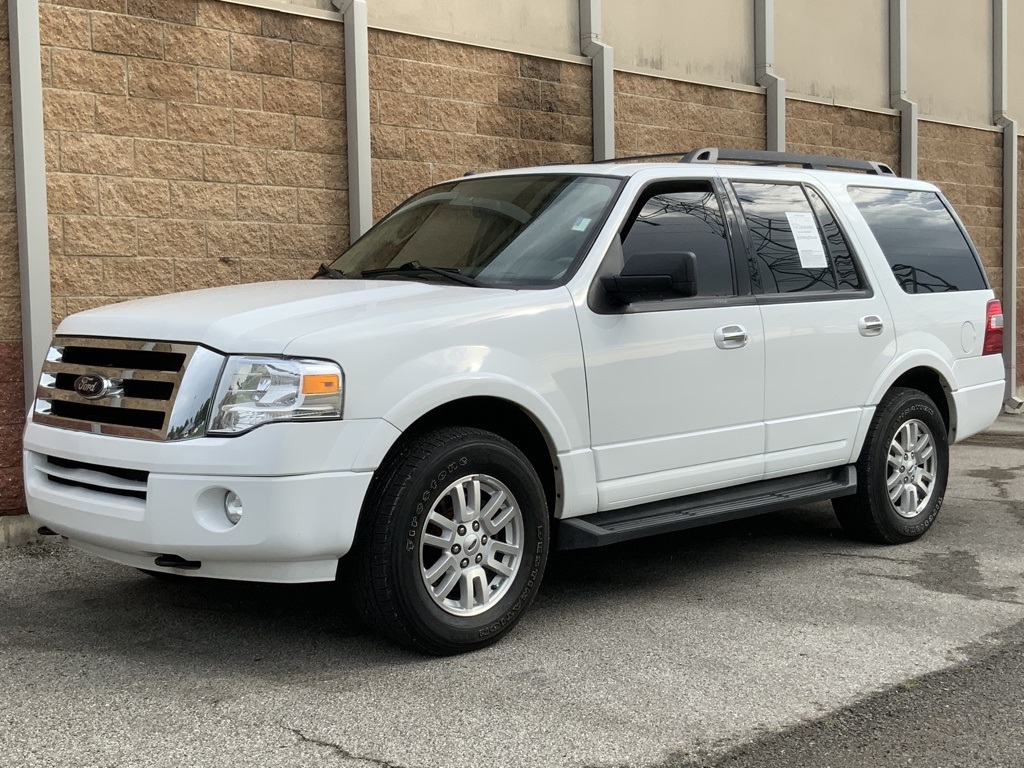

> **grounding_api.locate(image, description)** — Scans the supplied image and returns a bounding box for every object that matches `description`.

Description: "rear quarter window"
[847,187,987,293]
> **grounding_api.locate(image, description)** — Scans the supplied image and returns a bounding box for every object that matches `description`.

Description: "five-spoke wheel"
[419,474,525,617]
[350,427,549,655]
[834,387,949,544]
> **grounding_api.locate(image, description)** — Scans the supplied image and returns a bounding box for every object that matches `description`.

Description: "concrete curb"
[1,515,43,549]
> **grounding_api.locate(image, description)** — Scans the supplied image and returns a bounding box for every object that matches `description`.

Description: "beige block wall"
[918,121,1003,296]
[614,71,765,157]
[40,0,349,326]
[0,0,16,344]
[786,100,900,174]
[368,30,593,219]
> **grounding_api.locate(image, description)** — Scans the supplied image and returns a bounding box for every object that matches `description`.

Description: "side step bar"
[557,466,856,550]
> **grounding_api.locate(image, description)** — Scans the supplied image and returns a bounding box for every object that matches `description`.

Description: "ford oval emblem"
[73,373,121,400]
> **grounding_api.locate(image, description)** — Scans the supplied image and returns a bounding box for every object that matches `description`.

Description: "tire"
[350,427,550,655]
[833,387,949,544]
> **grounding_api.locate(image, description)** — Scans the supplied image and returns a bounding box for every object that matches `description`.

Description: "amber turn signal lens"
[301,374,340,394]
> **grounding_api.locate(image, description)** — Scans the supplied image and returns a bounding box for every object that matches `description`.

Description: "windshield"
[328,174,622,288]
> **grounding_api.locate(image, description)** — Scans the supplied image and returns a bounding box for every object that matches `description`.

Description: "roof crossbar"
[680,147,897,176]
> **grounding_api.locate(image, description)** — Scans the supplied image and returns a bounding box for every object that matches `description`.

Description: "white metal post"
[755,0,785,152]
[889,0,918,178]
[338,0,372,239]
[993,0,1020,405]
[9,0,52,408]
[580,0,615,161]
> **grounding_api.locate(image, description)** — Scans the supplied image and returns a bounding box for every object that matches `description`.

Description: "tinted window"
[805,186,863,290]
[731,182,837,293]
[848,187,987,293]
[620,182,735,296]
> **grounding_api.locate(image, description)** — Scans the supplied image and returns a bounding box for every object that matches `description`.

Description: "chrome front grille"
[34,336,225,441]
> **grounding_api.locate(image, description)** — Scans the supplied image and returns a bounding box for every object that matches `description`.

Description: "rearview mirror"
[600,252,698,305]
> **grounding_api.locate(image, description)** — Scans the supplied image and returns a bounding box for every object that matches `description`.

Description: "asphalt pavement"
[1,415,1022,767]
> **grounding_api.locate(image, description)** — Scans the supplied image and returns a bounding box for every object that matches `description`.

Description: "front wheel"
[833,387,949,544]
[350,427,549,655]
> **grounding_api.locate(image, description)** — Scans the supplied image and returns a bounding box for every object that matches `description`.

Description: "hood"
[57,280,510,353]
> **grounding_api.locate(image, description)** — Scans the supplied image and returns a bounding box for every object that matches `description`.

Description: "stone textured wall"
[614,71,765,157]
[0,0,24,517]
[0,0,17,345]
[368,30,593,218]
[786,100,900,174]
[0,342,23,517]
[40,0,348,326]
[918,121,1003,297]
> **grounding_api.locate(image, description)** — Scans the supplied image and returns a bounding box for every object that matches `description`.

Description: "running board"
[557,466,857,550]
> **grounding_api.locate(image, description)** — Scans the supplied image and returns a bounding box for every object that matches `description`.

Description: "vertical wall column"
[755,0,784,152]
[9,0,51,408]
[993,0,1020,404]
[339,0,372,239]
[580,0,615,160]
[889,0,918,178]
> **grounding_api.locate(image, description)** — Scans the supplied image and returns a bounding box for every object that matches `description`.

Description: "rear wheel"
[833,387,949,544]
[350,427,549,655]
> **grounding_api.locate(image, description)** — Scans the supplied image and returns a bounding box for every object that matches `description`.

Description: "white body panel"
[23,162,1007,583]
[577,304,766,509]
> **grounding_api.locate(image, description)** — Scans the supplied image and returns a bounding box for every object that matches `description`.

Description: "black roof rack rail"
[680,147,896,176]
[594,152,690,164]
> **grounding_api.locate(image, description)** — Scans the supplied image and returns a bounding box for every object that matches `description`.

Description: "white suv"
[24,148,1006,654]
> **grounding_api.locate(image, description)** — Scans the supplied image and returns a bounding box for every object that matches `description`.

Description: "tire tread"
[349,427,537,655]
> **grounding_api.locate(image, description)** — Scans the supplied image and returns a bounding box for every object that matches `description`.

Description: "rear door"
[575,177,766,511]
[725,175,897,477]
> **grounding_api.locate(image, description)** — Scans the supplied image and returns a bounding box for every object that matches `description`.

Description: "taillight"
[982,299,1003,355]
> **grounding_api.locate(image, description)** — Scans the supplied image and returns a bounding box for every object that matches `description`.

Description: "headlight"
[207,356,344,435]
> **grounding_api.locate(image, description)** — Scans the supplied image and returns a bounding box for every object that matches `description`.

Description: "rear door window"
[848,187,987,293]
[730,182,839,293]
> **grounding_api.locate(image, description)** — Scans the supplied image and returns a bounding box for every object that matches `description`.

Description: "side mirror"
[600,252,698,305]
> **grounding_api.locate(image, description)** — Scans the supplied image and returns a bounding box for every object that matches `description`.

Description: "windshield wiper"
[312,263,346,279]
[361,261,481,287]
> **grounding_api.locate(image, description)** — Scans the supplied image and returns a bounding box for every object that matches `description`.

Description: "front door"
[575,178,766,511]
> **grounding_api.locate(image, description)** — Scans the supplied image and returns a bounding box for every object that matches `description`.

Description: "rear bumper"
[951,380,1005,443]
[951,356,1005,443]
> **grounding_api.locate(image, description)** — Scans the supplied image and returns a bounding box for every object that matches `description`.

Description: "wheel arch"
[404,396,562,517]
[859,360,957,458]
[889,367,954,437]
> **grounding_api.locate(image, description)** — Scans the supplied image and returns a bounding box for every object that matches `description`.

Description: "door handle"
[715,325,748,349]
[858,315,884,337]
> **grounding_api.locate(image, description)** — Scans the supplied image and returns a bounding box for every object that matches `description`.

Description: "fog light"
[224,491,244,525]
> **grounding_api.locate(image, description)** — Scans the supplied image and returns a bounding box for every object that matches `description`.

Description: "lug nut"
[475,553,483,564]
[457,525,467,535]
[460,558,470,568]
[481,535,488,544]
[472,521,480,531]
[451,544,461,554]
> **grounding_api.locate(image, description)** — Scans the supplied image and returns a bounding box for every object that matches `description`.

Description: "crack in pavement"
[284,726,410,768]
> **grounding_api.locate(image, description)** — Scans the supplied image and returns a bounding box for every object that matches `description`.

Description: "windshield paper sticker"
[572,217,591,232]
[785,212,827,269]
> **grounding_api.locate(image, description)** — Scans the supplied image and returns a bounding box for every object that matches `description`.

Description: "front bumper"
[23,419,397,582]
